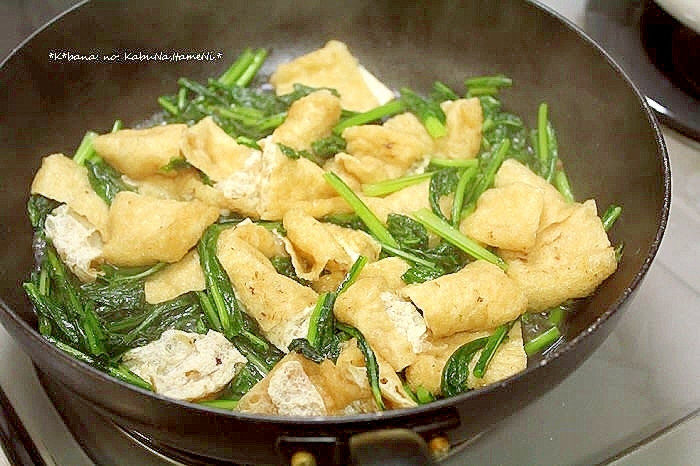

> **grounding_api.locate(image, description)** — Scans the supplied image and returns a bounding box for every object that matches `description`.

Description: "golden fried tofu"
[30,153,109,235]
[334,275,424,371]
[229,219,287,259]
[363,180,433,224]
[237,352,329,416]
[433,98,483,160]
[270,40,381,112]
[400,260,527,337]
[180,116,259,182]
[467,322,526,389]
[93,124,187,179]
[216,231,318,339]
[342,113,433,173]
[102,191,219,266]
[282,209,381,282]
[258,137,338,220]
[503,199,617,312]
[272,90,342,151]
[495,159,576,231]
[331,152,406,185]
[144,249,206,304]
[405,322,526,395]
[460,182,544,253]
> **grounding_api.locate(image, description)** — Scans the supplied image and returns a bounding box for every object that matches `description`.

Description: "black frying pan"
[0,0,670,464]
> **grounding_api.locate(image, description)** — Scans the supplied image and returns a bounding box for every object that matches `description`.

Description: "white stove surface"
[1,1,699,465]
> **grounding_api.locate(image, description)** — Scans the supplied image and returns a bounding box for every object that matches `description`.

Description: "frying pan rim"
[0,0,671,428]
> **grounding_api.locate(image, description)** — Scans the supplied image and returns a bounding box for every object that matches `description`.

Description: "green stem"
[72,131,99,165]
[380,244,441,270]
[537,103,549,166]
[158,96,179,116]
[524,326,561,356]
[362,172,433,197]
[337,323,385,410]
[323,172,399,248]
[197,399,239,410]
[601,204,622,231]
[218,48,255,87]
[451,166,478,227]
[332,99,405,135]
[411,208,507,270]
[429,158,479,169]
[234,48,268,87]
[553,170,575,203]
[465,75,513,89]
[472,320,514,378]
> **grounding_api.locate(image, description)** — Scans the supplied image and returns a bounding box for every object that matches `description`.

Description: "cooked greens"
[23,42,622,415]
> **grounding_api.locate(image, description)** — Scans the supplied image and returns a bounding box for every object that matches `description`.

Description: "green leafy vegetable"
[197,224,244,338]
[465,75,512,97]
[362,172,433,197]
[400,87,447,138]
[289,256,368,363]
[323,172,399,248]
[472,320,515,379]
[601,204,623,231]
[441,336,489,397]
[270,256,312,286]
[311,134,347,160]
[27,195,60,230]
[336,322,385,410]
[411,208,506,270]
[429,168,460,222]
[72,131,99,165]
[85,159,135,205]
[332,99,405,135]
[523,326,561,356]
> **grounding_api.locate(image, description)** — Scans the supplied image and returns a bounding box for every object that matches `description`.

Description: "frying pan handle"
[280,428,441,465]
[348,429,439,466]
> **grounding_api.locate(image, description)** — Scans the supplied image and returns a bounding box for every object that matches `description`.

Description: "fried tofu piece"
[334,275,423,371]
[331,151,406,185]
[216,230,318,344]
[180,116,259,182]
[400,260,527,337]
[122,329,247,401]
[405,322,526,395]
[460,182,544,253]
[144,249,205,304]
[30,153,109,235]
[258,137,338,220]
[495,159,576,231]
[363,180,433,224]
[93,124,187,179]
[270,40,381,112]
[433,98,483,160]
[102,191,219,267]
[467,322,527,389]
[319,340,378,414]
[503,199,617,312]
[237,339,416,416]
[282,210,381,282]
[272,90,342,151]
[342,113,433,175]
[44,204,104,282]
[356,257,411,290]
[229,218,287,259]
[237,352,329,416]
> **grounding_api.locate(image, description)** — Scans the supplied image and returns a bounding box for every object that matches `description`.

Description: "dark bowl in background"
[0,0,670,464]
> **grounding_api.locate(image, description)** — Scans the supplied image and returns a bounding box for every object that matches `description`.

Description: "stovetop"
[1,1,699,465]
